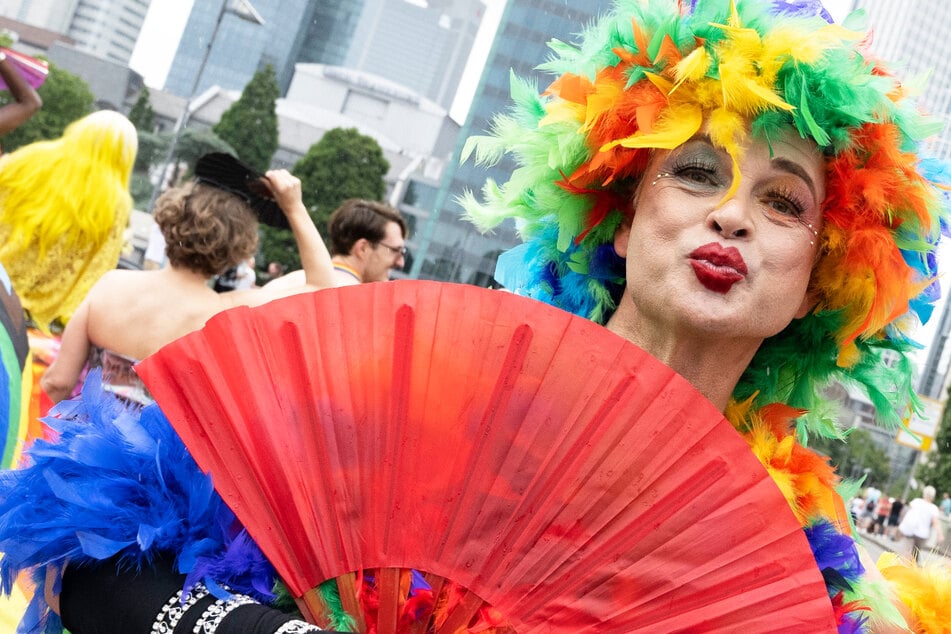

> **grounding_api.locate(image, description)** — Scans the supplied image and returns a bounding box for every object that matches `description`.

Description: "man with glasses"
[268,199,407,288]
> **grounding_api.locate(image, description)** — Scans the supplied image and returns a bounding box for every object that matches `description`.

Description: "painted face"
[365,221,406,282]
[612,129,826,343]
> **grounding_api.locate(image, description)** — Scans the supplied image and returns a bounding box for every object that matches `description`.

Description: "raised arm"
[226,171,336,309]
[0,50,42,137]
[265,169,334,289]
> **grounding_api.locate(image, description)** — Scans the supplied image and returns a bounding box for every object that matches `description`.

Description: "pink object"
[0,48,49,90]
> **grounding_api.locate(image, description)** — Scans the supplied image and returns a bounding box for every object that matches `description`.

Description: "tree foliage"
[812,428,892,489]
[212,64,279,173]
[127,86,156,131]
[293,127,389,235]
[0,62,94,151]
[916,390,951,496]
[260,127,390,271]
[173,128,236,172]
[135,129,166,173]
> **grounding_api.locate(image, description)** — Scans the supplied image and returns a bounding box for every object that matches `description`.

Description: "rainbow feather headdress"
[462,0,950,440]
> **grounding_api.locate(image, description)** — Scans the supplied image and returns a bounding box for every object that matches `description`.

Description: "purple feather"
[804,520,864,588]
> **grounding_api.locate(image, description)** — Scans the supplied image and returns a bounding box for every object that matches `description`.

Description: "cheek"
[761,239,816,302]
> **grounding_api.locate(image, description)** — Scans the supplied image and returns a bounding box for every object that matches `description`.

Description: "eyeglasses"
[376,242,408,256]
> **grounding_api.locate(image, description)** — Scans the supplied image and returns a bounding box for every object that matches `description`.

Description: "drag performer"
[0,109,137,333]
[1,0,951,632]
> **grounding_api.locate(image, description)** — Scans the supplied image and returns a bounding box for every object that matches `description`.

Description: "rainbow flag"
[0,263,34,469]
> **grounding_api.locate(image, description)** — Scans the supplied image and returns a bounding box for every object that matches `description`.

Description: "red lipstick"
[689,243,748,294]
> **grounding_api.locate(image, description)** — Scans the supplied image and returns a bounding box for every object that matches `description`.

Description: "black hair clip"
[194,153,290,229]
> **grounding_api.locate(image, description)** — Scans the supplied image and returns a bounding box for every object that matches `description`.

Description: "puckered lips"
[688,243,748,294]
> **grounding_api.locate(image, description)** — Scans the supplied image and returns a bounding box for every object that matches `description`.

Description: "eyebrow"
[771,157,819,203]
[679,133,820,201]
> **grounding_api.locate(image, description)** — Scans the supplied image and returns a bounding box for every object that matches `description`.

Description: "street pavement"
[858,525,951,567]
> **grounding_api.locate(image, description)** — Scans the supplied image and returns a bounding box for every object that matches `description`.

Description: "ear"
[613,217,632,258]
[352,238,372,259]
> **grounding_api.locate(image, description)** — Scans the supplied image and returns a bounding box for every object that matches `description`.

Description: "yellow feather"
[539,99,584,129]
[583,79,625,132]
[672,47,710,92]
[601,102,702,151]
[878,553,951,634]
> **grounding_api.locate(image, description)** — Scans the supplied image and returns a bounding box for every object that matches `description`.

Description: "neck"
[605,304,760,412]
[163,264,216,288]
[332,255,363,282]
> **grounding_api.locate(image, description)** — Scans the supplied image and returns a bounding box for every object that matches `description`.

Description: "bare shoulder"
[88,269,145,299]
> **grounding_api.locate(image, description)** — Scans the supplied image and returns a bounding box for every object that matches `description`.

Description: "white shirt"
[899,497,941,539]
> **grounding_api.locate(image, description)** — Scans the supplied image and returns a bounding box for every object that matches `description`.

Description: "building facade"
[164,0,483,111]
[0,0,149,65]
[410,0,603,285]
[163,0,308,99]
[343,0,483,111]
[854,0,951,159]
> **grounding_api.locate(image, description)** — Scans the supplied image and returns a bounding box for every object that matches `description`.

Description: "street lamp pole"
[145,0,265,213]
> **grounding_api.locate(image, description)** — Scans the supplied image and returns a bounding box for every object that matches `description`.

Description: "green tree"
[127,86,155,131]
[173,127,236,173]
[916,390,951,496]
[134,129,167,173]
[212,65,279,173]
[812,428,892,489]
[259,128,389,271]
[0,62,94,151]
[293,127,389,234]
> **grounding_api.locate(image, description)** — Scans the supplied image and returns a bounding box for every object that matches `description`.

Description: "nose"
[706,195,754,239]
[393,254,405,270]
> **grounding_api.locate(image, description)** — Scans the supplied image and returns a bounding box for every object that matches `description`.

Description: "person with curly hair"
[39,170,335,405]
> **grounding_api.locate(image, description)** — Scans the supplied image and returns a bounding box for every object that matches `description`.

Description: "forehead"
[383,221,404,242]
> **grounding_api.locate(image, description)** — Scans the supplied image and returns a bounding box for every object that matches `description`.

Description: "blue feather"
[0,371,279,633]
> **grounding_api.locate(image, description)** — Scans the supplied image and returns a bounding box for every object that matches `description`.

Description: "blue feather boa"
[0,372,277,634]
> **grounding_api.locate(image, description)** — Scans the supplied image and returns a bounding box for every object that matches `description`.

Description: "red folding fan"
[137,281,836,633]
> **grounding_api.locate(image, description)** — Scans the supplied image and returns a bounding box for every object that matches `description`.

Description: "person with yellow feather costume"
[0,109,137,333]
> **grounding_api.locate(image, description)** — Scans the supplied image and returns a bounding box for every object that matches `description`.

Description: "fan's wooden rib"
[437,589,484,633]
[377,567,401,634]
[298,587,324,626]
[336,572,366,633]
[411,574,445,634]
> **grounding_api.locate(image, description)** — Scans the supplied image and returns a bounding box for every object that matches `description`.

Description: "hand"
[262,170,306,219]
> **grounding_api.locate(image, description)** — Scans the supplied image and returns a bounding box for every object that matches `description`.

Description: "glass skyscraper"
[410,0,604,285]
[164,0,483,106]
[164,0,314,98]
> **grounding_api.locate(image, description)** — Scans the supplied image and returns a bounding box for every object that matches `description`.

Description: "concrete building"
[343,0,483,111]
[0,15,141,111]
[0,0,150,65]
[410,0,602,285]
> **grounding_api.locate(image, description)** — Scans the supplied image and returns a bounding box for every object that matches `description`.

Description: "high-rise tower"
[410,0,603,285]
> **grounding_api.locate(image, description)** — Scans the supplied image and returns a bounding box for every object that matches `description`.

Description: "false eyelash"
[764,184,808,219]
